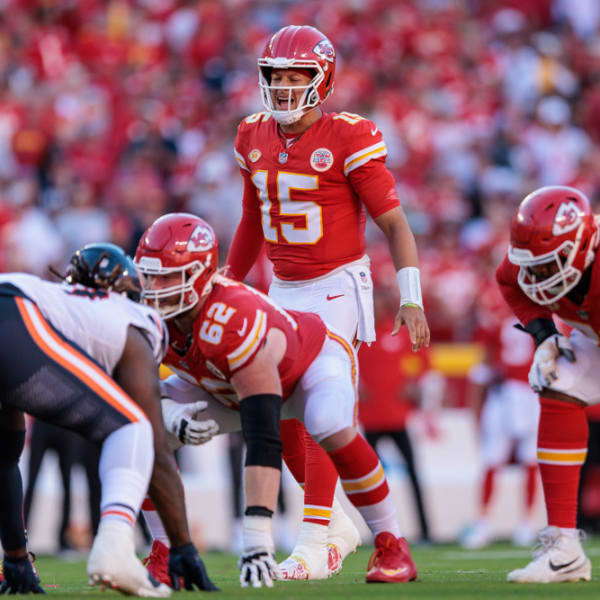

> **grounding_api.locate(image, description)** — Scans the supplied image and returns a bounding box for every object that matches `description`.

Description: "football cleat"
[327,506,361,576]
[507,526,591,583]
[278,544,329,580]
[142,540,172,587]
[366,532,418,583]
[88,522,171,597]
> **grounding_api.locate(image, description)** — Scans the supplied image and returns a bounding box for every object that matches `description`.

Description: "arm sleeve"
[496,254,553,326]
[349,160,401,219]
[226,172,265,281]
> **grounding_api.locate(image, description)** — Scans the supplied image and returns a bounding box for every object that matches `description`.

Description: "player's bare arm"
[374,206,430,350]
[112,325,192,548]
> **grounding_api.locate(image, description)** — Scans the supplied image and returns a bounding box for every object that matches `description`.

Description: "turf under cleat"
[87,522,171,597]
[327,505,361,576]
[366,532,418,583]
[507,526,591,583]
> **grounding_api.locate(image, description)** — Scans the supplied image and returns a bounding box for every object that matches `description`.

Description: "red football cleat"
[142,540,172,587]
[366,532,418,583]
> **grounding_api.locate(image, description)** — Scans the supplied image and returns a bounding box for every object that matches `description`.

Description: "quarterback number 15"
[252,170,323,245]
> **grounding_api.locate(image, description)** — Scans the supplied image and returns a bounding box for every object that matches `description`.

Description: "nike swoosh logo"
[549,557,579,572]
[326,294,344,301]
[237,318,248,337]
[371,126,378,136]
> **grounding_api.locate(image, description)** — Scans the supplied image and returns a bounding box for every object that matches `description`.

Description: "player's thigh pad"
[0,296,141,443]
[480,386,512,466]
[548,329,600,405]
[284,334,357,442]
[160,374,241,434]
[269,270,360,344]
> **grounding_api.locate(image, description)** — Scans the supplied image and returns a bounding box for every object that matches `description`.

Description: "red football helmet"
[508,185,598,305]
[134,213,219,319]
[258,25,335,125]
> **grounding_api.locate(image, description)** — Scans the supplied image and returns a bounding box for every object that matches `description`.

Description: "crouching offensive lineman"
[0,244,216,596]
[497,185,598,583]
[134,213,418,588]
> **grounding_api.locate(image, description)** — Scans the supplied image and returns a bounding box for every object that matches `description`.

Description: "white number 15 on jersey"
[252,171,323,245]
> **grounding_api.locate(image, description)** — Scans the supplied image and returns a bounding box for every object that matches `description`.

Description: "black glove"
[0,555,45,595]
[168,543,219,592]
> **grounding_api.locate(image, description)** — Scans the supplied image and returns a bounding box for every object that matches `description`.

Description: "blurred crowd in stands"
[3,0,600,548]
[2,0,600,347]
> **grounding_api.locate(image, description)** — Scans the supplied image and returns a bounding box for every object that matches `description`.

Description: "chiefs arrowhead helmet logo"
[552,201,582,236]
[313,39,335,63]
[187,224,214,252]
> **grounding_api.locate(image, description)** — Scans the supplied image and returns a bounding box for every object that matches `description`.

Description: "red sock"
[327,433,399,537]
[537,398,588,528]
[481,467,496,512]
[303,428,338,525]
[327,434,389,508]
[281,419,306,486]
[524,464,538,513]
[281,419,337,526]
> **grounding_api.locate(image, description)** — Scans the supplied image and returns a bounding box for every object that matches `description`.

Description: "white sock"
[358,497,402,538]
[99,421,154,527]
[142,508,170,547]
[559,527,579,539]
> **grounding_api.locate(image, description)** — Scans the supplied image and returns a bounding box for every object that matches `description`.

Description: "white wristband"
[397,267,423,309]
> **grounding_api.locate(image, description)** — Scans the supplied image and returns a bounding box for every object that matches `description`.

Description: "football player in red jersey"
[226,24,430,579]
[135,213,418,587]
[497,185,597,583]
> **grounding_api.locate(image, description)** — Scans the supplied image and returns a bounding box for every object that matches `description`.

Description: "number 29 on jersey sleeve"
[252,170,323,245]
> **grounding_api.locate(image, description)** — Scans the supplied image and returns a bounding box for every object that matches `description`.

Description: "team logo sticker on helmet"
[314,39,335,63]
[553,201,582,236]
[248,149,261,163]
[310,147,334,172]
[187,224,214,252]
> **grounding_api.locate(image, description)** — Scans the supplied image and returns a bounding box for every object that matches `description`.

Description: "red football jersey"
[233,111,400,280]
[497,253,600,343]
[163,277,327,407]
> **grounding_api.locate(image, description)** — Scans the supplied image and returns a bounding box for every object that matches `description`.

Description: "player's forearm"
[376,208,419,270]
[226,212,264,281]
[148,449,191,547]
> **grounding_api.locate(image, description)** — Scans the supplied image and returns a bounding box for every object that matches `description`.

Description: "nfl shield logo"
[278,152,288,164]
[360,272,367,283]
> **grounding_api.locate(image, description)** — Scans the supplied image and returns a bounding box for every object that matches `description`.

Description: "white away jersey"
[0,273,167,374]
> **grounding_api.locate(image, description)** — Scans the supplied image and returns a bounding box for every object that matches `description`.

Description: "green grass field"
[32,540,600,599]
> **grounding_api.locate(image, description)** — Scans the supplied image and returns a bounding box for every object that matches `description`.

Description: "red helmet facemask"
[258,25,335,125]
[508,186,598,305]
[134,213,219,319]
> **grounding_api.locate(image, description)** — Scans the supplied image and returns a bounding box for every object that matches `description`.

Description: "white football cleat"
[327,500,361,576]
[278,522,329,580]
[459,520,493,549]
[507,526,591,583]
[87,521,171,597]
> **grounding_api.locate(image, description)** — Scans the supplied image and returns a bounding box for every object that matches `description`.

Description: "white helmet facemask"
[258,59,326,125]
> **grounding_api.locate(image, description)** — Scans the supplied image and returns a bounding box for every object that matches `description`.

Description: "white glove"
[238,515,279,588]
[161,397,219,445]
[529,334,576,392]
